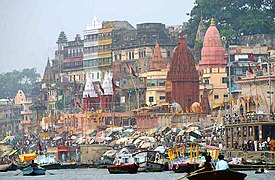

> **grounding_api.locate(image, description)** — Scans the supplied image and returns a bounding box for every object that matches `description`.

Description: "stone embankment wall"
[79,144,112,164]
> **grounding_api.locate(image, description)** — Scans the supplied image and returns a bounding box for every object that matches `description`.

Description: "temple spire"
[195,16,204,43]
[150,41,166,71]
[210,17,215,26]
[166,36,199,108]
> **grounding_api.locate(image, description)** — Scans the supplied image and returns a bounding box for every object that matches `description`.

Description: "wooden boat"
[0,163,12,172]
[255,168,267,174]
[107,163,139,174]
[132,151,167,172]
[138,161,165,172]
[229,163,275,170]
[22,165,46,176]
[186,169,247,180]
[59,162,78,169]
[172,162,200,173]
[40,163,61,170]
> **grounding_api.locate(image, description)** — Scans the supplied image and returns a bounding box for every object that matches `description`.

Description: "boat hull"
[172,163,199,173]
[22,166,46,176]
[186,169,247,180]
[229,163,275,170]
[0,163,12,172]
[139,162,164,172]
[40,163,61,170]
[108,163,139,174]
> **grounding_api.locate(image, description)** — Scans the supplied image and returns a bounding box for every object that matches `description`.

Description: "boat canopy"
[19,152,38,162]
[8,149,17,156]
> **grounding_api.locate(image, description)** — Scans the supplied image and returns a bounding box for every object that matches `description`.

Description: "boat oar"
[46,171,55,175]
[14,171,22,176]
[177,167,205,180]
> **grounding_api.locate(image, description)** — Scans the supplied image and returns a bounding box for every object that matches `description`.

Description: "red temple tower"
[199,18,227,71]
[166,36,199,109]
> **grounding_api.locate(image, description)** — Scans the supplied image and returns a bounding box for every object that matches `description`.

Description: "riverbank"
[1,168,274,180]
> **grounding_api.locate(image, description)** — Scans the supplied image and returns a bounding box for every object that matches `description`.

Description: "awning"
[58,146,68,152]
[212,104,221,109]
[8,149,17,156]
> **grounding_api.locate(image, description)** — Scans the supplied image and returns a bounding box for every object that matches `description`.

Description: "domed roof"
[199,18,226,70]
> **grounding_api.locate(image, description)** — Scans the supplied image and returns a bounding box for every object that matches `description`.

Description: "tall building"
[63,34,84,83]
[112,23,176,110]
[198,18,228,109]
[144,41,168,105]
[52,31,84,83]
[166,36,199,109]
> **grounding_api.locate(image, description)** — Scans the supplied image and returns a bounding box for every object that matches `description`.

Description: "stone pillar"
[241,126,244,146]
[246,126,250,141]
[259,125,262,142]
[236,127,239,149]
[230,127,233,149]
[252,126,256,140]
[225,127,228,149]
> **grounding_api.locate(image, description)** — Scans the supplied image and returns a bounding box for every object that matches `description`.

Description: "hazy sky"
[0,0,195,75]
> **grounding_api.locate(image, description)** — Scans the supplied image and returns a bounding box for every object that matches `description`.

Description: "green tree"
[0,68,41,98]
[184,0,275,47]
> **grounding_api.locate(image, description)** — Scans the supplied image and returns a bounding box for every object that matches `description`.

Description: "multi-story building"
[63,34,85,83]
[112,23,177,110]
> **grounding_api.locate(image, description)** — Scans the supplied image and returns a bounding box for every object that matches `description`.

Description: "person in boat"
[199,154,214,171]
[215,154,229,170]
[30,160,38,167]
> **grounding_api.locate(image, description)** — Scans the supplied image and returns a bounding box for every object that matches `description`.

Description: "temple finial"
[210,17,215,26]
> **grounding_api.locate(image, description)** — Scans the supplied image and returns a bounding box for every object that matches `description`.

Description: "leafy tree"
[0,68,41,99]
[184,0,275,47]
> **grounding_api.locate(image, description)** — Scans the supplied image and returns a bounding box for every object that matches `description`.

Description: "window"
[205,80,209,84]
[167,50,170,57]
[147,79,157,87]
[159,80,165,86]
[149,97,154,102]
[222,77,228,83]
[214,95,219,99]
[160,96,165,100]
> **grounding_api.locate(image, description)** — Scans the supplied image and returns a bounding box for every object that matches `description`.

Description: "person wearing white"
[215,155,229,170]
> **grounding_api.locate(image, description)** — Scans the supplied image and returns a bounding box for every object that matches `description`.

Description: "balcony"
[200,84,213,90]
[21,110,32,115]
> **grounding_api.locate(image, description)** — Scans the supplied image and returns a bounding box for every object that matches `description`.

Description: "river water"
[0,168,274,180]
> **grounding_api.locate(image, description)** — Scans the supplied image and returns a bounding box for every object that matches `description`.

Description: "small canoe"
[108,163,139,174]
[186,169,247,180]
[22,166,46,176]
[0,163,12,172]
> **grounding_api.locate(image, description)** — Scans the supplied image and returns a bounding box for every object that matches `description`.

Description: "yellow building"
[199,67,228,109]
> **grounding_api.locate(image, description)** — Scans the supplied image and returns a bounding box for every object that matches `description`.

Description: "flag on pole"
[112,78,120,96]
[98,83,105,94]
[126,63,138,77]
[248,53,255,61]
[248,64,254,74]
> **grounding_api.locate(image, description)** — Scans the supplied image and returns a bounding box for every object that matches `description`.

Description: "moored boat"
[172,162,200,173]
[107,163,139,174]
[22,165,46,176]
[0,163,12,172]
[186,169,247,180]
